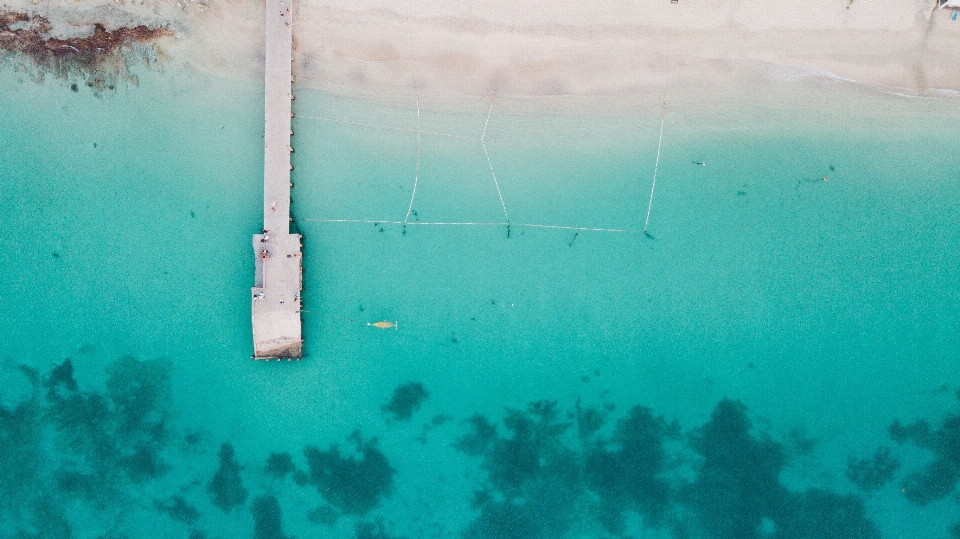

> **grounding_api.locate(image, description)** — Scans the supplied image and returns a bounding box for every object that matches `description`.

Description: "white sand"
[4,0,960,102]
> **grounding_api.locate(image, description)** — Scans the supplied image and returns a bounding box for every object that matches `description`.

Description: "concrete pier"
[252,0,302,359]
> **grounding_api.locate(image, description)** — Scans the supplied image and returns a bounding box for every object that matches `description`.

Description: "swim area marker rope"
[481,94,511,235]
[297,98,660,235]
[403,100,421,225]
[299,218,635,233]
[643,102,666,236]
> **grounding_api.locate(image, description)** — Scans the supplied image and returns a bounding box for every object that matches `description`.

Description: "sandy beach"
[2,0,960,103]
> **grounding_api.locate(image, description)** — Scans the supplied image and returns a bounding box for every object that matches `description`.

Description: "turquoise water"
[2,64,960,539]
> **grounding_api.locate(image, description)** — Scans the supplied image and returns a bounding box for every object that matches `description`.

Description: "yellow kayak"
[368,320,398,330]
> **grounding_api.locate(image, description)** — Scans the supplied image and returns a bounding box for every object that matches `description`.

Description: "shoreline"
[188,0,960,102]
[2,0,960,111]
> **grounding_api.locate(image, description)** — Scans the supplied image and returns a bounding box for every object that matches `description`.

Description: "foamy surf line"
[301,218,636,233]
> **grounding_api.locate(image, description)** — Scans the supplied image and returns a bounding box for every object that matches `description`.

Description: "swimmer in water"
[693,161,706,166]
[796,176,829,188]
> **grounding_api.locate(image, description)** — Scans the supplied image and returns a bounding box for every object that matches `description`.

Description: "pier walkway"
[252,0,302,359]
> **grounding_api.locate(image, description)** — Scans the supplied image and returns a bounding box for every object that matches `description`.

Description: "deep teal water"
[1,65,959,539]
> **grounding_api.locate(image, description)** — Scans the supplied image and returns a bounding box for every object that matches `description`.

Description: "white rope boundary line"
[481,95,510,224]
[300,218,636,233]
[297,116,479,141]
[403,100,421,224]
[643,102,666,235]
[297,97,645,236]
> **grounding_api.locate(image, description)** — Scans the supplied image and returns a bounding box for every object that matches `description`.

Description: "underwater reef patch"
[0,353,182,536]
[208,442,249,512]
[28,355,175,514]
[890,405,960,505]
[453,397,882,539]
[264,452,297,480]
[0,372,44,514]
[459,401,594,539]
[251,494,290,539]
[585,404,679,533]
[302,431,395,515]
[453,414,497,456]
[382,382,429,422]
[154,495,201,525]
[684,398,787,539]
[684,399,881,539]
[846,446,900,491]
[307,504,340,526]
[355,518,410,539]
[0,356,931,538]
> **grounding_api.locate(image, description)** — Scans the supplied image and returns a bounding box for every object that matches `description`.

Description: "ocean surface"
[1,62,959,539]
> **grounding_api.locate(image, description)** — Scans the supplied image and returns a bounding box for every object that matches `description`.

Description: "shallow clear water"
[1,65,959,539]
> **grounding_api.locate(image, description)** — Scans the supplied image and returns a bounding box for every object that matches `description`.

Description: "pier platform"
[252,0,302,359]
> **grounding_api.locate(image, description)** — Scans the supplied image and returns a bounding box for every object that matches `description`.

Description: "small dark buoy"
[93,143,97,148]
